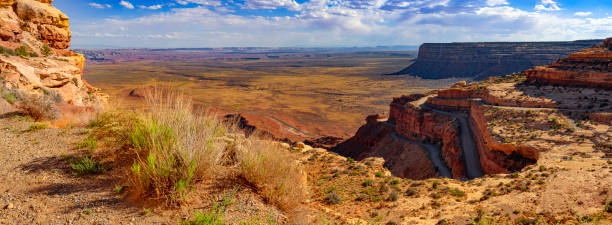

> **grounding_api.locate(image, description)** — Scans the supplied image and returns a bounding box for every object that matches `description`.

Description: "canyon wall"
[390,40,602,80]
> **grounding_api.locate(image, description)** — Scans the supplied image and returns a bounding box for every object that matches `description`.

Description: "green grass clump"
[25,123,47,132]
[2,92,16,104]
[362,179,374,187]
[41,44,52,56]
[70,156,106,175]
[77,136,97,152]
[449,188,466,197]
[0,46,16,56]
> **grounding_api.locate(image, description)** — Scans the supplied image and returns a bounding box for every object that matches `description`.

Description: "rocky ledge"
[526,37,612,88]
[0,0,106,123]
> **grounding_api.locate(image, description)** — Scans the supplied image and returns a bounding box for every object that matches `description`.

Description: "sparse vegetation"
[89,86,305,209]
[25,123,47,132]
[41,44,52,56]
[76,136,97,153]
[21,93,60,120]
[69,156,107,175]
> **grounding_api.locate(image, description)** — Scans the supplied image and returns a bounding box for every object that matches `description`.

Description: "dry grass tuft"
[90,85,306,209]
[235,139,306,210]
[20,93,60,120]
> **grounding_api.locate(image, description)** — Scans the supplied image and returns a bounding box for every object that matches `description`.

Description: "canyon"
[390,40,603,80]
[336,38,612,180]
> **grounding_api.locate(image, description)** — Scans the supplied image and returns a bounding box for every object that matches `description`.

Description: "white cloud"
[88,2,111,9]
[119,1,134,9]
[244,0,301,10]
[535,0,561,11]
[70,0,612,48]
[574,11,592,17]
[176,0,221,6]
[139,4,163,10]
[485,0,509,7]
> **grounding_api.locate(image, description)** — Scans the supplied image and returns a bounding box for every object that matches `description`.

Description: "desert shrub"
[127,88,227,204]
[375,171,384,177]
[388,190,399,201]
[606,200,612,213]
[25,123,47,132]
[324,192,341,205]
[236,138,306,210]
[449,188,465,197]
[362,179,374,187]
[91,86,306,209]
[15,46,29,57]
[20,93,60,120]
[77,136,97,153]
[41,88,64,103]
[70,156,106,175]
[41,44,52,56]
[0,46,16,56]
[2,92,16,104]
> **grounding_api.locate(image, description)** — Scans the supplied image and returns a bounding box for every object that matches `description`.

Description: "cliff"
[526,37,612,88]
[340,38,612,179]
[0,0,106,123]
[390,40,602,80]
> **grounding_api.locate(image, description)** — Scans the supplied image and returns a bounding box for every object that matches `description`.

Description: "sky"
[52,0,612,48]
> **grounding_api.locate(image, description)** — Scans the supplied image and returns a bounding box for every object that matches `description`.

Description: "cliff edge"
[0,0,106,123]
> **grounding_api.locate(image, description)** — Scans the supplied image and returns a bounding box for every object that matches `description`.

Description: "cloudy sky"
[53,0,612,48]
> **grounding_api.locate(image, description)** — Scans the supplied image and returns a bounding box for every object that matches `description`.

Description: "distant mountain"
[388,40,603,80]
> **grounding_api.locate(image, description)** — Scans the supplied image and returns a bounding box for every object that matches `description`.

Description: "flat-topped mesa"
[526,38,612,88]
[0,0,106,123]
[390,40,602,80]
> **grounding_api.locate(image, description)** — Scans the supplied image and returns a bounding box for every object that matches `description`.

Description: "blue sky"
[52,0,612,48]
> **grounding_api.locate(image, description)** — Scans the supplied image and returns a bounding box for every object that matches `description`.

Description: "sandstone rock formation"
[390,40,602,80]
[526,39,612,88]
[0,0,106,122]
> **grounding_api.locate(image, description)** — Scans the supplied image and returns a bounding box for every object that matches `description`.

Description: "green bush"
[77,136,98,153]
[70,156,107,175]
[15,46,29,57]
[0,46,16,56]
[41,44,52,56]
[25,123,48,132]
[2,92,16,104]
[362,179,374,187]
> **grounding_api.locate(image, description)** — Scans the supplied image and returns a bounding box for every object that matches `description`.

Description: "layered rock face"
[526,38,612,88]
[332,114,441,180]
[0,0,106,121]
[391,40,602,80]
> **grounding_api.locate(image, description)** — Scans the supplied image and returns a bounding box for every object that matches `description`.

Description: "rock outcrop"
[390,40,602,80]
[0,0,106,122]
[332,114,441,180]
[526,38,612,88]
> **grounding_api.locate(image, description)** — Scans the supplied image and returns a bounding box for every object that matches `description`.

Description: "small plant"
[346,157,354,163]
[375,171,384,177]
[70,156,106,175]
[15,46,29,57]
[142,208,153,215]
[606,200,612,213]
[82,208,94,215]
[21,93,60,120]
[2,92,16,104]
[405,188,418,197]
[41,44,51,56]
[387,190,399,202]
[324,192,341,205]
[76,136,97,153]
[25,123,47,132]
[432,180,440,189]
[182,204,225,225]
[390,179,400,185]
[449,188,465,197]
[114,185,124,194]
[362,179,374,187]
